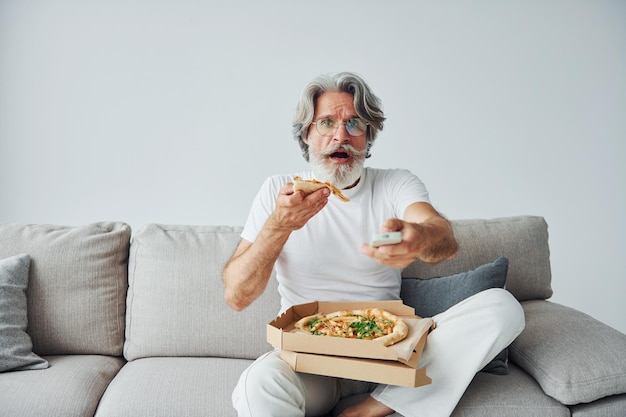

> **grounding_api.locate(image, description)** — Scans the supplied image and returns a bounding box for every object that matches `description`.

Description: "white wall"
[1,1,624,333]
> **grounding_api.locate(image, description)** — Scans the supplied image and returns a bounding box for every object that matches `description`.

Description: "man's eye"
[346,118,358,128]
[320,119,334,127]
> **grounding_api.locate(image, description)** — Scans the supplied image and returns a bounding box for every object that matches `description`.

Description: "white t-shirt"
[241,167,431,313]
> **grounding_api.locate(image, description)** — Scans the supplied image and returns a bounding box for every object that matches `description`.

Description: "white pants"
[232,288,525,417]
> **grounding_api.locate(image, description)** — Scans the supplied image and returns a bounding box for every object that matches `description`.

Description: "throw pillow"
[400,256,509,374]
[510,300,626,405]
[0,254,48,372]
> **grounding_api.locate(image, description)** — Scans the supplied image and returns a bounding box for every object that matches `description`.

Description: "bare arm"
[223,183,330,311]
[359,202,458,268]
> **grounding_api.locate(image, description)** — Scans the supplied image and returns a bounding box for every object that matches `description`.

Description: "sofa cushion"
[401,256,509,374]
[124,224,281,361]
[332,364,570,417]
[95,357,251,417]
[403,216,552,302]
[450,363,570,417]
[0,355,125,417]
[0,223,131,356]
[510,300,626,405]
[0,254,48,372]
[569,393,626,417]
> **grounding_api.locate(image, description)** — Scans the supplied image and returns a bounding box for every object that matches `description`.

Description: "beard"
[309,143,366,189]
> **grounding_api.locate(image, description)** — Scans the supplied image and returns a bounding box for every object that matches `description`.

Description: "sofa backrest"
[0,216,550,361]
[0,222,130,356]
[403,215,553,301]
[124,224,281,361]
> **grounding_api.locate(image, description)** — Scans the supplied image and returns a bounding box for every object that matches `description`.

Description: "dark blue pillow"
[400,256,509,374]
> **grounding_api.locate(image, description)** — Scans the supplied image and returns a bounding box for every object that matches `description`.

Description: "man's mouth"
[330,151,350,159]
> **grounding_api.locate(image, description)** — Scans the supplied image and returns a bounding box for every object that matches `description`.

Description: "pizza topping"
[295,308,408,346]
[305,315,391,339]
[350,316,392,339]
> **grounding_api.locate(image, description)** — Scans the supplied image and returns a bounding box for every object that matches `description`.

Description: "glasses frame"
[310,117,369,137]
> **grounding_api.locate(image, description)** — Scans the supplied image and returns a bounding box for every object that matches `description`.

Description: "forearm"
[223,216,291,311]
[401,202,457,264]
[412,216,458,263]
[223,182,330,310]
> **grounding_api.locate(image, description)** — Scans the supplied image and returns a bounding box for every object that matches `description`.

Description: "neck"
[343,177,360,190]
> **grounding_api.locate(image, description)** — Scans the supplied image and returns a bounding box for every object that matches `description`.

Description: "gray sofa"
[1,216,625,417]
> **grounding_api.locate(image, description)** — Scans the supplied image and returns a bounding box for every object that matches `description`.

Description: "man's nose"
[333,123,350,143]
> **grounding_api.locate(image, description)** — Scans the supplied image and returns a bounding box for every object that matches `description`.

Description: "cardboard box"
[267,300,434,387]
[279,350,431,388]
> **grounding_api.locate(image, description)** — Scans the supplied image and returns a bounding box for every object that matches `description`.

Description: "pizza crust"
[293,176,350,202]
[294,308,409,347]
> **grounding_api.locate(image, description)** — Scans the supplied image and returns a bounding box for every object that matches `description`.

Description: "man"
[223,72,524,417]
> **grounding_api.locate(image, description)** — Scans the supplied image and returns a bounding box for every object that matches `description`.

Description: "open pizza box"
[267,300,434,387]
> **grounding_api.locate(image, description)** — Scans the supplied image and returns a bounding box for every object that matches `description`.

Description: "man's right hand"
[267,182,330,232]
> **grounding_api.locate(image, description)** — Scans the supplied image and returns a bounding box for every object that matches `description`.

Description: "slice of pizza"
[293,176,350,202]
[294,308,408,347]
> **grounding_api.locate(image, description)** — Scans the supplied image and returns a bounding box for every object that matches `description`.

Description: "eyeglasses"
[311,117,368,137]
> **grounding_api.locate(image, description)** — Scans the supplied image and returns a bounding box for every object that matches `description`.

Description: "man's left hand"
[359,218,425,269]
[359,214,457,267]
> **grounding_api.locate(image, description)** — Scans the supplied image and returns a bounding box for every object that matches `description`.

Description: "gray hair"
[292,72,386,161]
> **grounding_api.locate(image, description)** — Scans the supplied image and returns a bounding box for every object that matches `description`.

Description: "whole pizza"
[294,308,409,347]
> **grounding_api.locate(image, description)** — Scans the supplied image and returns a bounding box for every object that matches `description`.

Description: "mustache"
[319,143,367,157]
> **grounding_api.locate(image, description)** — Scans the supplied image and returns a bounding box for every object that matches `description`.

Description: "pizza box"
[279,350,432,388]
[267,300,434,367]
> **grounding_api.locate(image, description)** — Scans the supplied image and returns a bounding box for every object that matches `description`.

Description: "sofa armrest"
[509,300,626,405]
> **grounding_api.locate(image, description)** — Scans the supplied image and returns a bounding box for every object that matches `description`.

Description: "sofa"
[1,216,625,417]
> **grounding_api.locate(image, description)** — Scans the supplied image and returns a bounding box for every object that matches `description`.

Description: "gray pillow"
[0,254,48,372]
[510,300,626,405]
[400,256,509,374]
[0,222,131,356]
